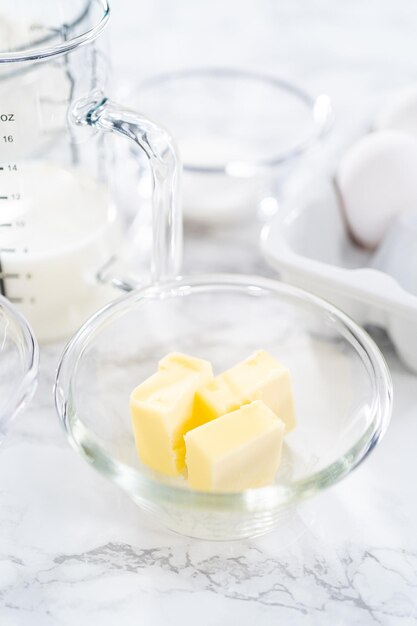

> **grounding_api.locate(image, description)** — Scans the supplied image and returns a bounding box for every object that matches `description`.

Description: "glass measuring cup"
[0,0,181,343]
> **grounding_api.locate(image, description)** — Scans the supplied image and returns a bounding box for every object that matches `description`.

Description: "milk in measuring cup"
[0,162,121,342]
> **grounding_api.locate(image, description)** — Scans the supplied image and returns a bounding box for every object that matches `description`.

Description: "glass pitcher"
[0,0,181,342]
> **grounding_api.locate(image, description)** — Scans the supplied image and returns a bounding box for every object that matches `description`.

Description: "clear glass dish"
[0,295,39,441]
[124,68,332,224]
[54,275,392,540]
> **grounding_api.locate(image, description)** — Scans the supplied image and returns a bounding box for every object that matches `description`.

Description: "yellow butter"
[130,353,213,476]
[194,350,296,433]
[185,401,285,492]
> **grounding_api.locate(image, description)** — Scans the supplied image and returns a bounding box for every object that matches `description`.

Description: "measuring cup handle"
[72,92,182,285]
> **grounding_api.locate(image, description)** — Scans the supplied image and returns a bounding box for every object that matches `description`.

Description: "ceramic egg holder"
[263,108,417,373]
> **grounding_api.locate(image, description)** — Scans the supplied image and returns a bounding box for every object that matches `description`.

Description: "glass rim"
[0,295,39,427]
[0,0,110,64]
[54,273,392,512]
[136,67,333,174]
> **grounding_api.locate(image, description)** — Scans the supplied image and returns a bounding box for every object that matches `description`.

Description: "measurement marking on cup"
[0,196,8,200]
[0,272,19,279]
[0,258,5,296]
[0,223,12,227]
[9,297,23,304]
[0,241,19,294]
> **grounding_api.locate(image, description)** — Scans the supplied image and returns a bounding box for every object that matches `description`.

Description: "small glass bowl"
[124,68,332,224]
[0,295,38,441]
[54,275,392,540]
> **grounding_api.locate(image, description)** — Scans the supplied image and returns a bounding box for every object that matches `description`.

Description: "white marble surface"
[2,1,417,624]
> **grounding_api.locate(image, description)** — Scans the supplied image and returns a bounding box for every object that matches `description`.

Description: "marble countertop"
[2,1,417,624]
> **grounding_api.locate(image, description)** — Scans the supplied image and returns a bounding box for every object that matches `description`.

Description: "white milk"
[0,162,122,342]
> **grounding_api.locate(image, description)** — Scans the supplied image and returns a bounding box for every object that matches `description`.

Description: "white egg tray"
[262,169,417,372]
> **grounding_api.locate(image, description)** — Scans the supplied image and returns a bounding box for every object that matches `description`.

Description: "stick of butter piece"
[194,350,296,433]
[130,353,213,476]
[185,401,285,492]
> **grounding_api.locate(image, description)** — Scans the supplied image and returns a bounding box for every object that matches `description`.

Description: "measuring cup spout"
[71,90,183,285]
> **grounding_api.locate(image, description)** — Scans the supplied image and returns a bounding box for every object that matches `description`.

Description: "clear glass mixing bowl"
[54,275,392,540]
[0,295,39,441]
[124,68,332,224]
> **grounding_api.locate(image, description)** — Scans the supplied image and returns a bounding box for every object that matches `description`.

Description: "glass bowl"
[54,275,392,540]
[0,295,39,441]
[124,68,332,224]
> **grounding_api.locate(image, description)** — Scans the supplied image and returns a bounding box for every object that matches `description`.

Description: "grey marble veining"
[1,1,417,624]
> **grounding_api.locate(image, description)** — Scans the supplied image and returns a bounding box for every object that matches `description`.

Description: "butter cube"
[194,350,296,433]
[130,353,213,475]
[185,401,285,492]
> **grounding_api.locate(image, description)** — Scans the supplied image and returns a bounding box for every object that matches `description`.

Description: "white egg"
[375,85,417,137]
[335,130,417,249]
